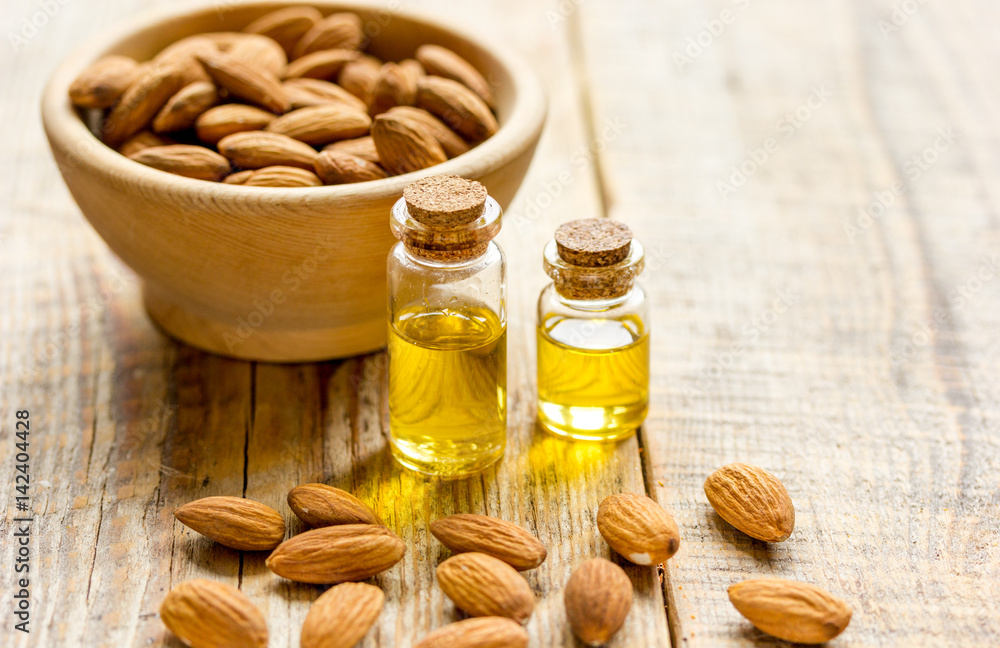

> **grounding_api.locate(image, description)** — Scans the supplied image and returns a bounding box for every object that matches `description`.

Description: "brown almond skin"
[287,483,382,526]
[416,76,498,142]
[367,62,419,116]
[227,33,288,78]
[337,56,381,99]
[597,493,681,565]
[728,579,852,644]
[293,12,364,59]
[102,65,186,148]
[565,558,633,646]
[153,36,217,86]
[704,463,795,542]
[437,553,534,623]
[285,77,368,112]
[195,104,277,145]
[371,113,447,175]
[385,106,470,158]
[160,579,267,648]
[416,44,495,108]
[265,105,371,146]
[266,524,405,584]
[196,51,289,114]
[118,131,173,157]
[224,169,255,185]
[217,131,318,170]
[69,55,141,109]
[300,582,384,648]
[173,496,284,549]
[243,6,323,56]
[314,150,387,184]
[413,617,528,648]
[324,136,379,163]
[243,166,322,187]
[430,514,547,571]
[285,49,359,81]
[152,81,219,133]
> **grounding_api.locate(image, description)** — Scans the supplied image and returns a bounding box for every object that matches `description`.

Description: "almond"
[429,514,546,571]
[436,553,534,623]
[385,106,469,158]
[704,463,795,542]
[227,33,288,78]
[224,169,255,185]
[69,55,141,109]
[287,483,382,526]
[102,65,186,148]
[337,56,381,99]
[266,105,371,146]
[118,130,173,157]
[300,582,384,648]
[413,617,528,648]
[416,45,494,108]
[285,48,359,81]
[367,62,418,116]
[266,524,405,584]
[416,76,497,142]
[285,78,367,112]
[597,493,680,565]
[728,579,852,644]
[152,35,216,86]
[199,31,247,52]
[196,104,277,145]
[371,113,447,175]
[564,558,633,647]
[314,150,387,184]
[218,131,318,170]
[160,579,267,648]
[400,58,425,79]
[152,81,219,133]
[243,166,322,187]
[293,12,364,59]
[324,136,379,163]
[243,6,323,57]
[173,496,284,549]
[196,50,289,114]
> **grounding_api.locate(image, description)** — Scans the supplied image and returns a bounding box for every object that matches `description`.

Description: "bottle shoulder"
[538,282,647,320]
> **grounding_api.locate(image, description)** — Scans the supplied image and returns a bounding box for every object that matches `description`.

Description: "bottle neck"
[552,285,635,310]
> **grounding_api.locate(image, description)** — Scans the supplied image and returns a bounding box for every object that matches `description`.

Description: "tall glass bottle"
[536,219,648,441]
[387,175,507,477]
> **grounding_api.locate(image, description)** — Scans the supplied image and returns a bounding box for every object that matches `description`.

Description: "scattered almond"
[196,50,289,114]
[217,131,318,170]
[728,578,852,644]
[416,45,494,108]
[436,553,534,623]
[294,12,364,59]
[704,463,795,542]
[285,48,359,81]
[266,524,405,584]
[173,496,284,549]
[413,617,528,648]
[315,150,388,184]
[266,104,371,146]
[429,514,546,571]
[300,582,384,648]
[597,493,680,565]
[243,165,322,187]
[416,76,498,142]
[102,65,186,148]
[243,6,323,56]
[69,55,141,109]
[196,104,277,145]
[160,579,267,648]
[371,113,447,175]
[152,81,219,133]
[564,558,633,647]
[287,483,382,526]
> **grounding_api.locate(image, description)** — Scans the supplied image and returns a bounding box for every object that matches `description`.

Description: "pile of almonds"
[68,7,498,187]
[161,463,852,647]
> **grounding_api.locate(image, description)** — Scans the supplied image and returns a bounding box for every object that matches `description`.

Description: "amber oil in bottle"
[387,176,507,477]
[536,219,648,441]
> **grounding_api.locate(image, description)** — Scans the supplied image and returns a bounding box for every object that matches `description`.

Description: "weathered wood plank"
[577,0,1000,645]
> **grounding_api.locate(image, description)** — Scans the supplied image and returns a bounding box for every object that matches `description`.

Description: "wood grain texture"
[576,0,1000,645]
[0,1,668,647]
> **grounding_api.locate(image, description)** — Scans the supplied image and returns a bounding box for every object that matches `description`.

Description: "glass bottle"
[387,175,507,477]
[536,219,648,441]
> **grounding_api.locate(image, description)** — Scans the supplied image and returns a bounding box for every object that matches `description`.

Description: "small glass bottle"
[536,219,648,441]
[387,175,507,477]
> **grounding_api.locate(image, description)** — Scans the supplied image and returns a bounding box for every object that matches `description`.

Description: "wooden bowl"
[41,1,546,362]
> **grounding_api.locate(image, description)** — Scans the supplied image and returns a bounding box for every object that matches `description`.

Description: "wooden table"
[3,0,999,646]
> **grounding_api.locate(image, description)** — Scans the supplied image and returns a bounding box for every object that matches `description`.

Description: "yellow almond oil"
[537,312,649,441]
[388,304,507,477]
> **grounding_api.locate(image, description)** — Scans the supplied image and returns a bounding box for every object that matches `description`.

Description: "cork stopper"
[403,175,488,228]
[555,219,632,267]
